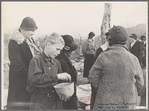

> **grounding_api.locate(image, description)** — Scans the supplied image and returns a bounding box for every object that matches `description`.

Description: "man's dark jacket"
[129,40,144,67]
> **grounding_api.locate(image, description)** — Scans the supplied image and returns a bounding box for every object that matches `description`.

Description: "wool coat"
[7,39,33,110]
[56,52,78,109]
[89,44,144,110]
[27,52,63,110]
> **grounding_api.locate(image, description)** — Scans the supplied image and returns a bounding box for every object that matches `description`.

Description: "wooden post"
[100,3,112,44]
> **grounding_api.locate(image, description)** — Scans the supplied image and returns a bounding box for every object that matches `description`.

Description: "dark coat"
[27,52,63,110]
[129,40,144,67]
[56,52,78,109]
[89,44,144,110]
[7,39,33,109]
[83,54,94,77]
[93,47,103,63]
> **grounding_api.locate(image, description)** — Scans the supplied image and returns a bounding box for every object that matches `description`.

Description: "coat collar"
[108,44,129,51]
[56,51,72,65]
[41,52,55,64]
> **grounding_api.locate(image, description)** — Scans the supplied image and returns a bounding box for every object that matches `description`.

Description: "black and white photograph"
[1,1,148,110]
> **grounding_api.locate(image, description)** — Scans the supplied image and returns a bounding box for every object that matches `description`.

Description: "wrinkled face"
[46,42,64,58]
[20,29,34,39]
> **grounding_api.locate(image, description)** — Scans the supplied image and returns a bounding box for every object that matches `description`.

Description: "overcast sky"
[2,1,148,38]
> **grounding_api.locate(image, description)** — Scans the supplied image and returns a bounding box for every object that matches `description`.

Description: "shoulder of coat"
[57,58,67,65]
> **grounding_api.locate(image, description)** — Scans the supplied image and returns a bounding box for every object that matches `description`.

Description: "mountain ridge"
[125,23,146,38]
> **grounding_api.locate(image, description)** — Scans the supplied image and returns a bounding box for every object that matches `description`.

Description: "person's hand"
[57,72,71,82]
[58,94,70,101]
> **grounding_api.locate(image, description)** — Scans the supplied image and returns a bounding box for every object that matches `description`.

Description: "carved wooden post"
[100,3,112,44]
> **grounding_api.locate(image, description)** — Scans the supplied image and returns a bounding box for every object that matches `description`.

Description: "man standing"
[140,35,146,68]
[129,33,144,67]
[7,17,41,110]
[89,26,144,110]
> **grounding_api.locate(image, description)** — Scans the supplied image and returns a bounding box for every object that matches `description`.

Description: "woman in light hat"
[56,35,78,109]
[7,17,42,110]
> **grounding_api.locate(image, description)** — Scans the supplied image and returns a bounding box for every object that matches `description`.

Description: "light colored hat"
[54,82,74,99]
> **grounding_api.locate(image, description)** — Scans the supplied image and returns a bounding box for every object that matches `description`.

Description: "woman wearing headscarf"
[56,35,78,109]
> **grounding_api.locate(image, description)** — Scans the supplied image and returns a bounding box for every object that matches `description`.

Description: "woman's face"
[20,29,34,39]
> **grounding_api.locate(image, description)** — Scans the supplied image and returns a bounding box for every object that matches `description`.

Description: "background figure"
[139,35,146,106]
[7,17,41,110]
[140,35,146,69]
[89,26,144,110]
[93,32,110,62]
[129,33,144,68]
[90,32,110,110]
[56,35,78,109]
[83,32,95,78]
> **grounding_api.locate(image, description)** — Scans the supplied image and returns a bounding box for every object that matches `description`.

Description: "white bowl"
[54,82,74,99]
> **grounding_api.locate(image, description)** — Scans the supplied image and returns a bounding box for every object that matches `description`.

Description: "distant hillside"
[125,23,146,39]
[82,23,146,53]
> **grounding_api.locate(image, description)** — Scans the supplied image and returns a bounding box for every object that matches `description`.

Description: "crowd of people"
[6,17,146,110]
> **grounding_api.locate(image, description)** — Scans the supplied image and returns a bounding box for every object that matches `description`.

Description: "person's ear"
[46,42,51,48]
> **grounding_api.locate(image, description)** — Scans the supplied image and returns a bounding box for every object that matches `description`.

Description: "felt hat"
[130,33,137,40]
[20,17,38,31]
[108,26,128,44]
[140,35,146,41]
[61,35,78,52]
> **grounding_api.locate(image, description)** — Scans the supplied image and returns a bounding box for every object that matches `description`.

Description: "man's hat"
[61,35,78,52]
[108,26,128,44]
[20,17,38,31]
[140,35,146,41]
[130,33,137,40]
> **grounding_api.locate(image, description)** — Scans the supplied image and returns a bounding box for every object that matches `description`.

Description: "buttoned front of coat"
[27,52,62,93]
[27,52,63,109]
